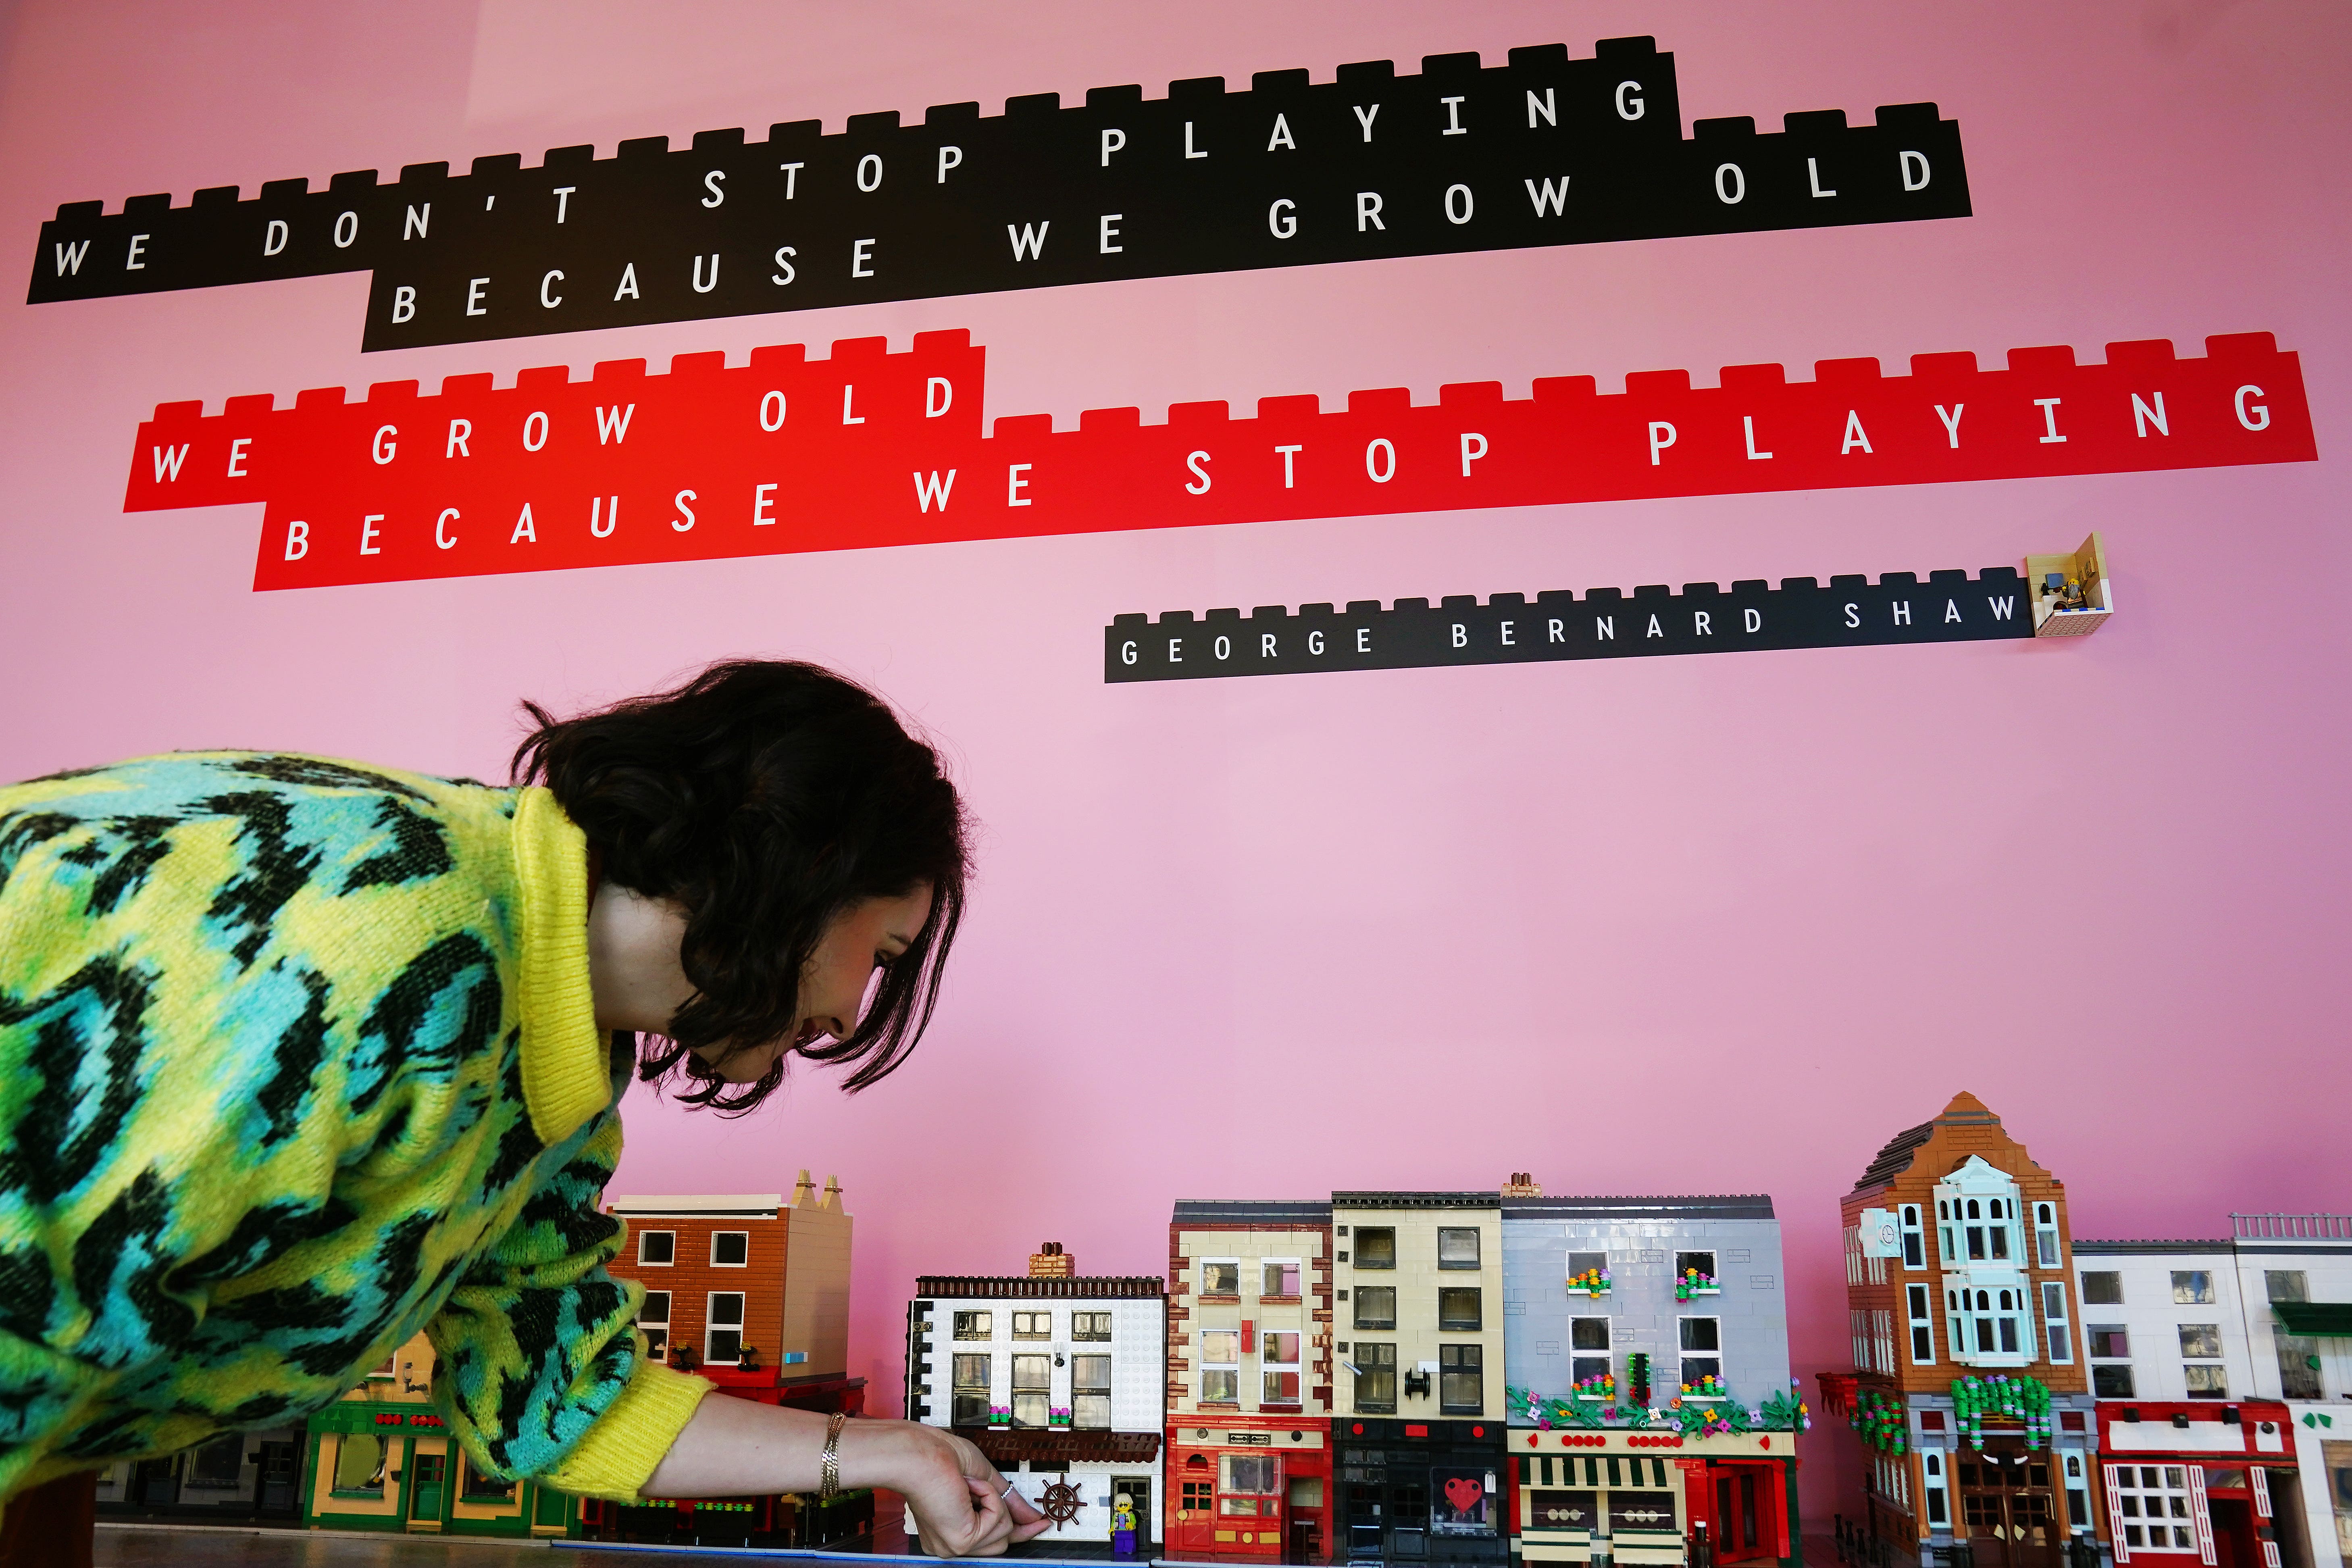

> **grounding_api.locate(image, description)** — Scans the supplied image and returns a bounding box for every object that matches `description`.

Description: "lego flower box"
[1673,1272,1720,1299]
[1565,1266,1612,1296]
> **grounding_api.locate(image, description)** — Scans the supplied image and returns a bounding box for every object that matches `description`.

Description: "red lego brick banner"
[123,328,2313,591]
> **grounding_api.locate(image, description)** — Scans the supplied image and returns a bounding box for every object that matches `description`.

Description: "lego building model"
[585,1172,870,1548]
[2067,1214,2351,1568]
[1821,1094,2104,1568]
[1166,1200,1338,1563]
[1503,1185,1805,1568]
[904,1244,1167,1555]
[1328,1191,1511,1566]
[295,1330,577,1538]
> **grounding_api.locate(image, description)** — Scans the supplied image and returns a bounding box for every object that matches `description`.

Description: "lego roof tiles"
[913,1275,1165,1299]
[1172,1199,1333,1222]
[1332,1191,1501,1210]
[2073,1239,2234,1255]
[606,1193,787,1215]
[1500,1194,1777,1220]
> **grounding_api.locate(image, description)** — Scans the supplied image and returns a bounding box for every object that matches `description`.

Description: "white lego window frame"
[636,1229,676,1267]
[706,1291,745,1365]
[710,1230,749,1268]
[1200,1329,1241,1403]
[1260,1329,1303,1406]
[639,1290,672,1361]
[1677,1314,1723,1395]
[2041,1282,2073,1364]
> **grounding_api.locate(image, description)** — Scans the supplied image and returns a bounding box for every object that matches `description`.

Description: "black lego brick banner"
[1106,568,2031,683]
[29,37,1968,350]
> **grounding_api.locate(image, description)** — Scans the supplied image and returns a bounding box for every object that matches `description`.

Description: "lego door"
[1956,1450,2061,1568]
[1715,1472,1764,1561]
[132,1456,179,1507]
[1114,1477,1153,1549]
[255,1442,298,1515]
[408,1451,445,1523]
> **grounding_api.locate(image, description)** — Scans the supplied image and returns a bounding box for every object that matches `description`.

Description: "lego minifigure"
[1112,1495,1140,1557]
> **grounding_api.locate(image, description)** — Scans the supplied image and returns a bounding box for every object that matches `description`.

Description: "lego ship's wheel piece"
[1038,1479,1084,1528]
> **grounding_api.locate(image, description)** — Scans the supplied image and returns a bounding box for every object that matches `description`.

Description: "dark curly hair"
[513,659,968,1112]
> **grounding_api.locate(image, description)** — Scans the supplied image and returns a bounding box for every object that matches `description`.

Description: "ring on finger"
[1000,1479,1017,1500]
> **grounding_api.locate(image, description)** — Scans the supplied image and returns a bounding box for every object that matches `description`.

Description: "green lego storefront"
[300,1399,579,1538]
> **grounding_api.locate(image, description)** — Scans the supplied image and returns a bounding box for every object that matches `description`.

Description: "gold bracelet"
[820,1411,848,1500]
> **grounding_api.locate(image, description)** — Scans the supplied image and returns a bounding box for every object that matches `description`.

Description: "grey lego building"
[1502,1194,1801,1568]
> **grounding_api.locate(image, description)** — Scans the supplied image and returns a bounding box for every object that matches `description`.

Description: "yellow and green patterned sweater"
[0,752,711,1512]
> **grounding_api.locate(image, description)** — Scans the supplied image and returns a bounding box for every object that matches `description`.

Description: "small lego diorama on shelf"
[2027,532,2114,638]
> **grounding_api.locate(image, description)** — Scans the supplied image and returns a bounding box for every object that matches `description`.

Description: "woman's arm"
[644,1397,1052,1557]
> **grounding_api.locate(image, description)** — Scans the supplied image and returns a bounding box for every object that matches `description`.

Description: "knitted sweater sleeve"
[424,1097,710,1499]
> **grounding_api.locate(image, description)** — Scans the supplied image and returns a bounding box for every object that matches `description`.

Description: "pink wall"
[3,0,2346,1516]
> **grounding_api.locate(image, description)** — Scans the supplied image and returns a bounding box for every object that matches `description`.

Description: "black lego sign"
[1107,568,2031,683]
[28,38,1968,350]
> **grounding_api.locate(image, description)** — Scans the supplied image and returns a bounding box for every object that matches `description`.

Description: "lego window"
[2172,1270,2217,1305]
[1221,1453,1279,1515]
[2088,1326,2129,1360]
[1440,1287,1482,1331]
[1353,1285,1397,1330]
[1072,1354,1111,1428]
[1181,1479,1213,1514]
[1571,1316,1611,1389]
[1012,1353,1051,1426]
[2035,1203,2061,1268]
[1352,1342,1397,1413]
[368,1355,395,1379]
[706,1291,745,1364]
[460,1453,516,1501]
[1439,1343,1482,1414]
[187,1435,244,1488]
[639,1291,671,1361]
[951,1353,991,1424]
[711,1231,748,1267]
[1900,1206,1926,1268]
[1200,1260,1241,1297]
[1012,1310,1052,1340]
[1223,1454,1278,1494]
[1263,1332,1302,1404]
[1437,1228,1481,1270]
[2276,1333,2322,1399]
[1201,1331,1240,1403]
[1850,1308,1870,1372]
[2184,1365,2229,1400]
[1677,1318,1721,1391]
[1567,1251,1609,1292]
[1354,1228,1396,1269]
[1528,1489,1599,1533]
[330,1434,386,1495]
[2092,1364,2136,1397]
[1262,1259,1301,1298]
[2179,1323,2223,1360]
[2082,1271,2123,1305]
[2266,1270,2308,1303]
[953,1311,993,1340]
[637,1230,675,1266]
[1907,1284,1936,1365]
[2111,1464,2199,1553]
[2041,1283,2073,1363]
[1674,1251,1716,1286]
[1072,1311,1111,1341]
[1924,1452,1948,1526]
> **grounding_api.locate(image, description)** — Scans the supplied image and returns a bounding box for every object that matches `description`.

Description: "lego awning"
[2273,1303,2352,1336]
[968,1430,1164,1466]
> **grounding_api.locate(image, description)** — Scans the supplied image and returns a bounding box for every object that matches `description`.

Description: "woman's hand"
[858,1420,1052,1557]
[642,1398,1049,1557]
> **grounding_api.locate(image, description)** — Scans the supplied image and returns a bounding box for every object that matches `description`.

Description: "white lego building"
[903,1245,1166,1552]
[2073,1212,2352,1568]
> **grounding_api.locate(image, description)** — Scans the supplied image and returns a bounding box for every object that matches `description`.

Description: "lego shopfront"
[1509,1428,1798,1568]
[1170,1421,1333,1562]
[2095,1402,2312,1568]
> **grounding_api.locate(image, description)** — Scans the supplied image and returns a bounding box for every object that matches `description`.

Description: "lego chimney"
[1028,1241,1073,1277]
[1501,1171,1542,1197]
[818,1174,841,1211]
[789,1170,817,1208]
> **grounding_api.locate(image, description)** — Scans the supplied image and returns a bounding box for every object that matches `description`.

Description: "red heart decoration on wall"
[1444,1477,1484,1514]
